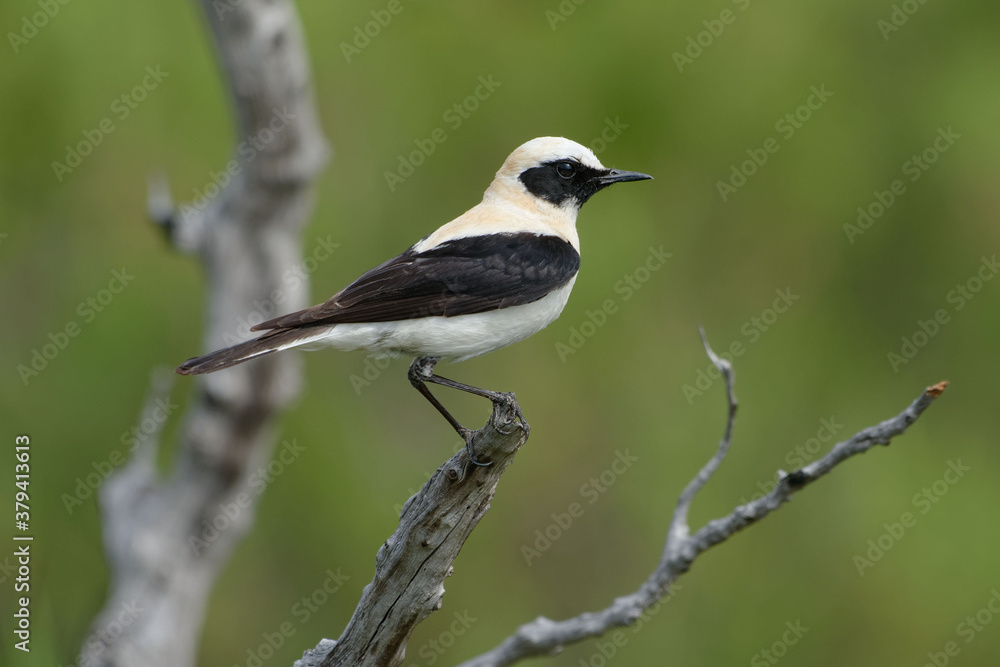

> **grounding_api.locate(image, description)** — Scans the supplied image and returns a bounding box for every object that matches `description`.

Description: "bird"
[177,136,651,464]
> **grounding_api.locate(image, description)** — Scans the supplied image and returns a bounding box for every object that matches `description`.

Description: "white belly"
[301,278,576,362]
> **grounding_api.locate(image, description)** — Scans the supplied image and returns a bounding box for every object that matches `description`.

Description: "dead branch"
[296,331,946,667]
[80,1,328,665]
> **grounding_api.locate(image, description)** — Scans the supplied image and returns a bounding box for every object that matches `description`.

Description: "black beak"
[597,169,653,186]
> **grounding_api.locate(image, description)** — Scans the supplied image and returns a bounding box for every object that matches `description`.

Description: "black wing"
[252,232,580,330]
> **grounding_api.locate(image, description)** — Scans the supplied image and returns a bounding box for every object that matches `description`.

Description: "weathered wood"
[320,397,528,667]
[80,1,328,665]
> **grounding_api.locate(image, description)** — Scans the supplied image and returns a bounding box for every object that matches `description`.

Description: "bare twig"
[451,338,946,667]
[80,1,328,666]
[668,326,738,549]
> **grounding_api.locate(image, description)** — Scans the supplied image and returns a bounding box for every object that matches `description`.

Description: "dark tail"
[176,328,315,375]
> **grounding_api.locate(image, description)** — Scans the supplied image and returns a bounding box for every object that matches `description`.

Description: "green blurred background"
[2,0,999,665]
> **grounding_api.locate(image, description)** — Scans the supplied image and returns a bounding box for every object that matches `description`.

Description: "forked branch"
[298,333,946,667]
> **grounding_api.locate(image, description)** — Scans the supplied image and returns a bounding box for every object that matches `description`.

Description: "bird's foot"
[488,391,531,438]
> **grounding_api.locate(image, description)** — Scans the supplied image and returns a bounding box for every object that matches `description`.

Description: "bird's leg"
[408,357,491,466]
[407,357,530,466]
[420,373,529,438]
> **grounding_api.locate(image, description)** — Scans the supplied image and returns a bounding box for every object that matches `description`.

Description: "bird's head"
[488,137,652,212]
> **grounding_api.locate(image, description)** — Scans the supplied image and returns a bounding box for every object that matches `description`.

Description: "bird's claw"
[491,392,530,436]
[461,429,493,467]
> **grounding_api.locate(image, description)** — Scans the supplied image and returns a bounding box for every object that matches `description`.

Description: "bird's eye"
[554,161,577,179]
